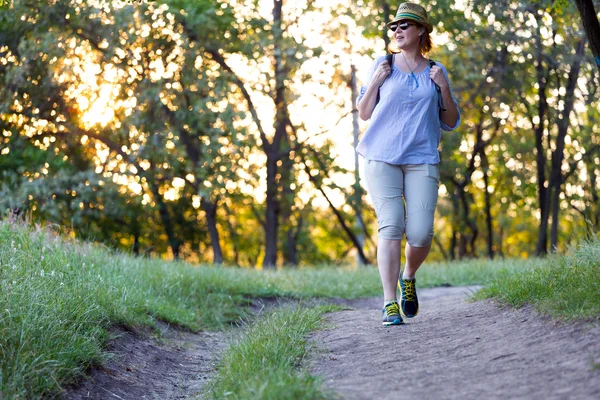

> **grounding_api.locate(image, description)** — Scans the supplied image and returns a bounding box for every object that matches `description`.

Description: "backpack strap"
[429,59,447,112]
[375,54,395,106]
[386,53,394,69]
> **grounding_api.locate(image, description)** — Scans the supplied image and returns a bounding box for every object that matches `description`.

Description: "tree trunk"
[201,197,223,264]
[222,201,240,266]
[263,156,280,268]
[498,226,505,258]
[262,0,288,269]
[133,231,140,256]
[280,147,297,266]
[285,216,303,267]
[147,176,180,259]
[351,63,366,266]
[432,235,449,261]
[448,194,460,260]
[589,163,600,231]
[449,230,456,260]
[549,39,586,251]
[481,151,494,259]
[456,184,478,258]
[175,112,224,265]
[574,0,600,72]
[534,15,551,256]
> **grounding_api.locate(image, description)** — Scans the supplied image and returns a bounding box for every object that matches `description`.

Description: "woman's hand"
[429,66,449,89]
[370,60,392,87]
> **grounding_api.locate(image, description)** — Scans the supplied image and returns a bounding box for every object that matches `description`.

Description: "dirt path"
[309,287,600,400]
[61,321,226,400]
[60,297,292,399]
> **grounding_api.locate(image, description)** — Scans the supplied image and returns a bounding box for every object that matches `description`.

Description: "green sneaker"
[382,301,403,326]
[398,277,419,318]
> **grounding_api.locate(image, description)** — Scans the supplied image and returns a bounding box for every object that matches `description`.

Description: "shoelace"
[385,302,400,316]
[403,280,416,301]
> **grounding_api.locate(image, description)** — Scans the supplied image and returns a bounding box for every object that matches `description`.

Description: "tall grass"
[475,238,600,320]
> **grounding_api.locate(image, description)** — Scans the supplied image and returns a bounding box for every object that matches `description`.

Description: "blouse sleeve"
[439,64,461,131]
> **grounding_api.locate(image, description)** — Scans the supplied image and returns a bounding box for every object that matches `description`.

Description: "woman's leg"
[363,160,406,302]
[404,243,431,278]
[403,164,439,275]
[400,164,439,318]
[378,239,402,301]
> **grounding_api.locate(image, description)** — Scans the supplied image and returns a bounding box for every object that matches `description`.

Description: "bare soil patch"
[309,286,600,400]
[60,321,226,400]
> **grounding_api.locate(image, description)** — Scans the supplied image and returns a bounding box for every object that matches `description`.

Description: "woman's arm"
[439,85,459,128]
[429,65,460,129]
[357,60,392,121]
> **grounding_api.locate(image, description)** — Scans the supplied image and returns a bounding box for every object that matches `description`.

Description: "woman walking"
[356,2,460,325]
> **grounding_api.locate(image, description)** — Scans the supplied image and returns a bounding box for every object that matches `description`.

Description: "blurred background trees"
[1,0,598,267]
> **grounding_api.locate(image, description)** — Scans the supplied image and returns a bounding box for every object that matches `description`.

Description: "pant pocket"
[427,164,440,181]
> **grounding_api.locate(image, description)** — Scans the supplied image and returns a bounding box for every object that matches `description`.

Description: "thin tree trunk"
[448,194,460,260]
[285,216,303,266]
[456,184,478,258]
[174,107,224,265]
[147,174,181,259]
[574,0,600,73]
[303,162,371,265]
[201,197,223,264]
[351,63,366,266]
[533,14,551,256]
[433,235,449,261]
[133,231,140,256]
[222,201,240,266]
[549,39,586,250]
[481,151,494,259]
[589,164,600,231]
[264,156,280,268]
[498,226,505,258]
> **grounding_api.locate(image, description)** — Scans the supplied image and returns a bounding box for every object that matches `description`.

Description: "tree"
[574,0,600,74]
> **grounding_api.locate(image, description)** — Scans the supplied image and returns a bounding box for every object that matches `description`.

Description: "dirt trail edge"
[309,286,600,400]
[61,321,226,400]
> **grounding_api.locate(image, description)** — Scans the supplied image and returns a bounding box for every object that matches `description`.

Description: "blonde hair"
[388,23,433,55]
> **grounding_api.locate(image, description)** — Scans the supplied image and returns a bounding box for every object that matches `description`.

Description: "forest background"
[1,0,599,268]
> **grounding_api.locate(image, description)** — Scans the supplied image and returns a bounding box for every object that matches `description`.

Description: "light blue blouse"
[356,55,461,165]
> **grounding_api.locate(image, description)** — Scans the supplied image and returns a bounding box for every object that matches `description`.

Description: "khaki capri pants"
[364,160,439,246]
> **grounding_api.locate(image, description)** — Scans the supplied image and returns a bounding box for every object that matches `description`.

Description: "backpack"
[376,54,446,112]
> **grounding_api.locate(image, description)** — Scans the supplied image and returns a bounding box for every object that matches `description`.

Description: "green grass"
[0,220,516,398]
[206,304,339,400]
[3,218,594,398]
[475,238,600,320]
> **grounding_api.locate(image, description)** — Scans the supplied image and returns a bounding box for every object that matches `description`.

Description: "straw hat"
[387,2,433,33]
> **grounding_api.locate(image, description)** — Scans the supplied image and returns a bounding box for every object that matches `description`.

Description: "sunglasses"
[388,22,416,32]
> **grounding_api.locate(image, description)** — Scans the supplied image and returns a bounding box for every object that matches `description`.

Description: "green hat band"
[395,12,424,21]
